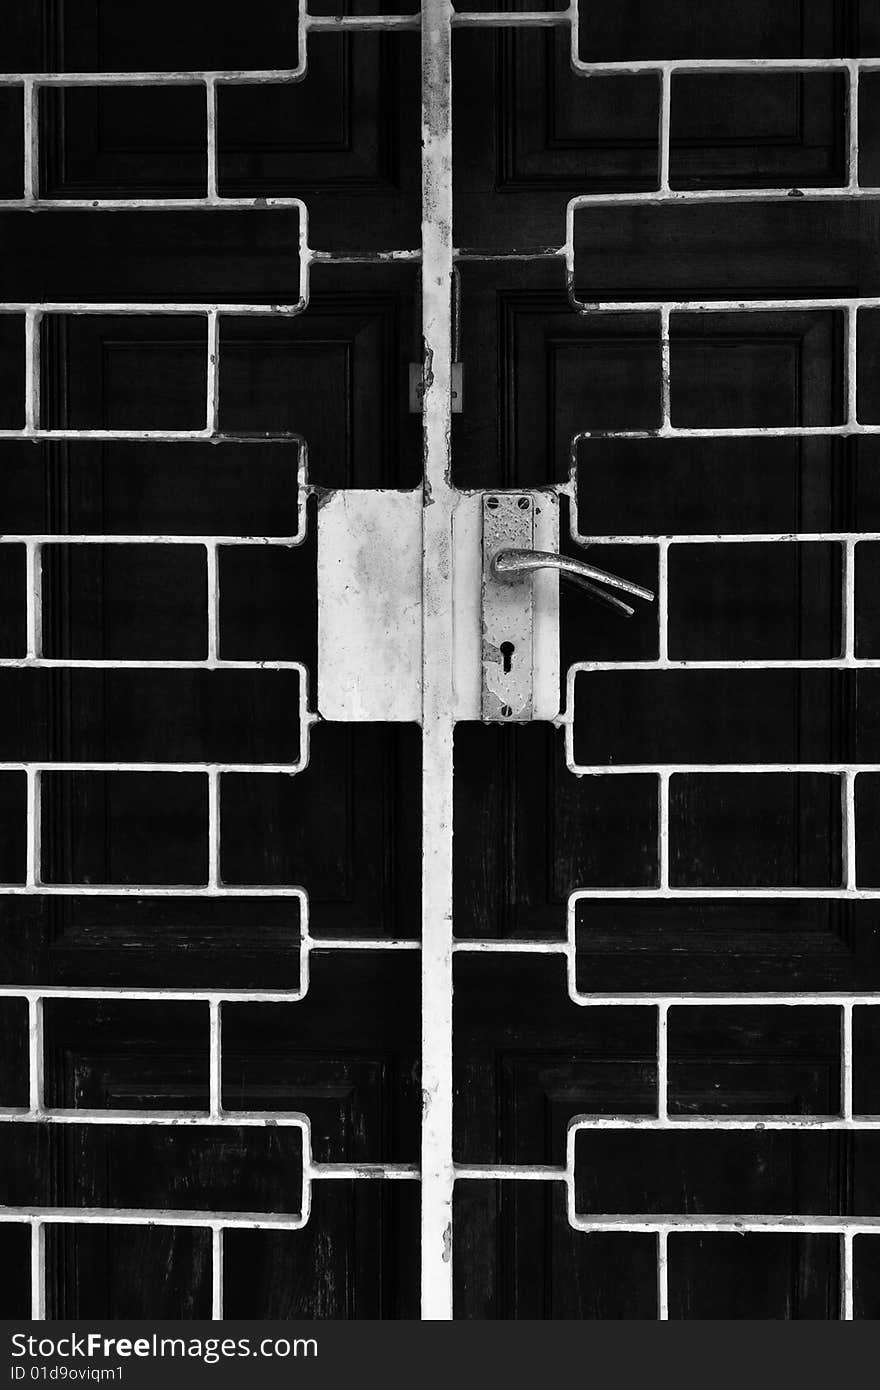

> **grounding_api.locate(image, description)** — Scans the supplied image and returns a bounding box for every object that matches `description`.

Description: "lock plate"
[481,493,535,721]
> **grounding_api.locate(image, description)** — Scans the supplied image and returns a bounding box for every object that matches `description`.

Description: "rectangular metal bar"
[841,1003,854,1120]
[206,542,220,663]
[24,311,41,431]
[420,0,456,1322]
[209,999,222,1119]
[22,80,39,201]
[212,1228,224,1320]
[657,70,671,193]
[30,1223,45,1320]
[207,770,221,889]
[656,1003,669,1121]
[205,79,218,201]
[205,311,220,432]
[24,540,42,659]
[27,996,43,1111]
[657,1230,669,1320]
[842,1231,854,1319]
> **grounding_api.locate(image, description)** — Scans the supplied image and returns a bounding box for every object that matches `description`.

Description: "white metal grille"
[0,6,422,1322]
[4,0,880,1322]
[554,12,880,1323]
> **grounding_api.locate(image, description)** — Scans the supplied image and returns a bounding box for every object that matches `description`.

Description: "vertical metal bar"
[841,1001,853,1120]
[658,68,671,193]
[28,995,44,1112]
[25,539,43,658]
[656,1002,669,1121]
[30,1221,46,1320]
[22,80,39,202]
[206,309,220,433]
[209,998,222,1118]
[659,307,671,431]
[26,767,41,889]
[847,64,860,191]
[657,538,669,661]
[207,770,221,889]
[212,1227,224,1319]
[845,307,858,427]
[842,769,857,892]
[658,771,671,890]
[843,538,856,660]
[420,0,456,1322]
[205,79,218,202]
[657,1229,669,1320]
[841,1230,854,1320]
[25,310,42,432]
[206,542,220,663]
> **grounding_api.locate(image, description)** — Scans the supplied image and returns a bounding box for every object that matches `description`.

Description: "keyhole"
[500,641,515,673]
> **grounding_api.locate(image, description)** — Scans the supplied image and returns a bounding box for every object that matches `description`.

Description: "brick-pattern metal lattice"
[555,18,880,1323]
[4,0,879,1321]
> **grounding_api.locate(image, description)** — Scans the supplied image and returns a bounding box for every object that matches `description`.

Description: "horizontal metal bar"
[453,938,568,954]
[310,248,421,264]
[572,1116,880,1130]
[570,887,880,900]
[0,761,306,773]
[579,427,880,438]
[569,533,880,546]
[0,536,304,546]
[307,13,420,30]
[568,296,880,314]
[0,660,306,670]
[569,1214,880,1233]
[563,992,880,1007]
[570,58,880,77]
[0,884,309,897]
[0,72,307,88]
[0,304,305,315]
[454,1165,568,1181]
[570,187,880,210]
[0,430,299,441]
[0,1109,309,1127]
[0,1208,308,1229]
[568,764,880,774]
[0,987,298,1003]
[452,10,573,27]
[309,1163,420,1179]
[573,660,880,672]
[0,198,307,212]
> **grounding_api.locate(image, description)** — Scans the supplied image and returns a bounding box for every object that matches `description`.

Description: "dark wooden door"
[2,0,880,1322]
[0,0,425,1320]
[450,1,880,1320]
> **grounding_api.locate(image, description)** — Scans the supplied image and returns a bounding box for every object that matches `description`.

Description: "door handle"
[492,548,655,617]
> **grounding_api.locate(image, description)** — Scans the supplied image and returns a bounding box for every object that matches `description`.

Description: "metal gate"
[2,0,880,1321]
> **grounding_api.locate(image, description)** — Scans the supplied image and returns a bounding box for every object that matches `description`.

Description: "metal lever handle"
[492,548,655,617]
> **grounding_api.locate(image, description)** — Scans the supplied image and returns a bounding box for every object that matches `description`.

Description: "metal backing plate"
[317,489,422,721]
